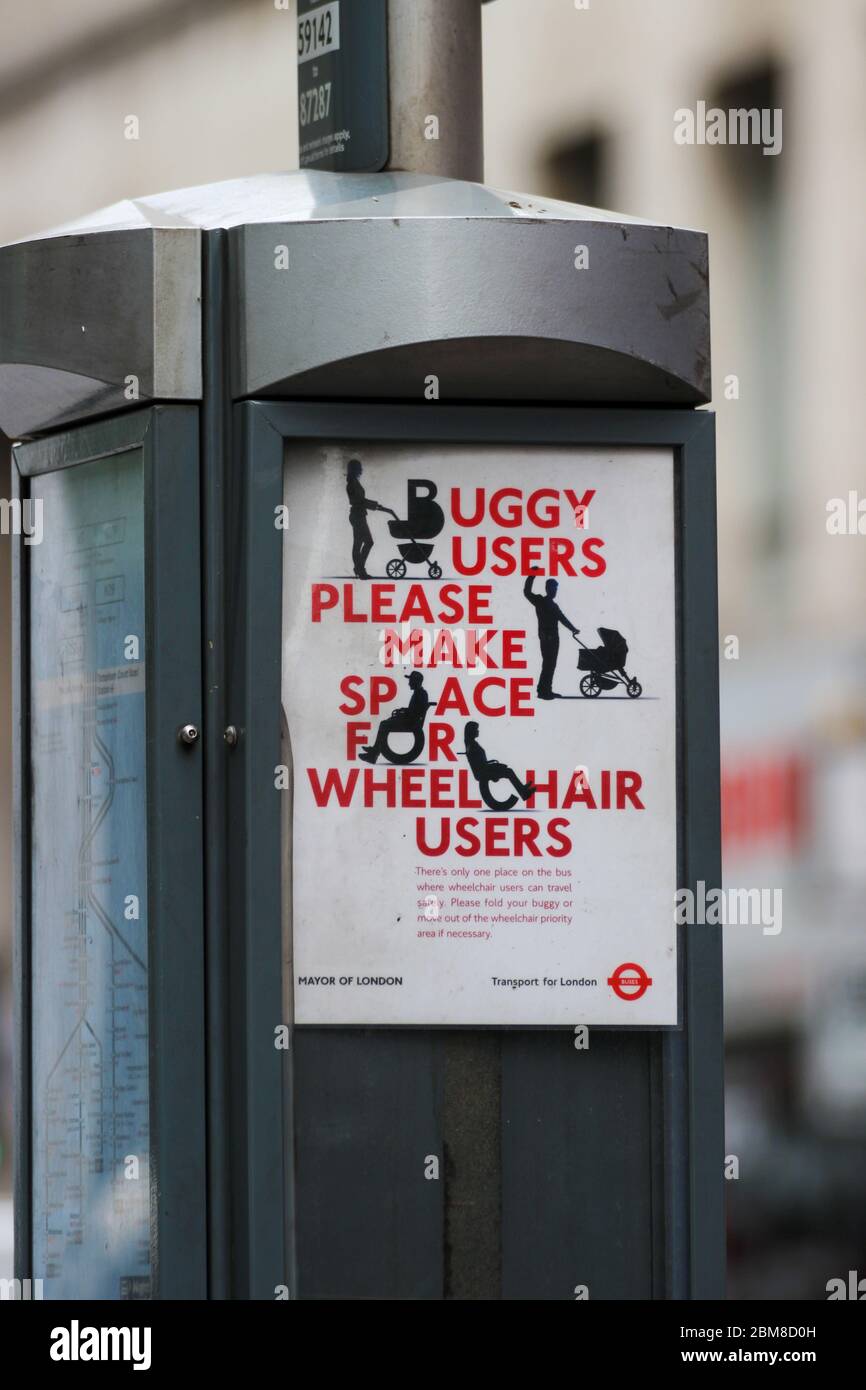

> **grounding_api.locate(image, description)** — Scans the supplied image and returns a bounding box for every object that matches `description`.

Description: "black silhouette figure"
[386,480,446,580]
[347,458,397,579]
[523,568,580,700]
[464,721,536,811]
[577,628,643,699]
[359,671,433,765]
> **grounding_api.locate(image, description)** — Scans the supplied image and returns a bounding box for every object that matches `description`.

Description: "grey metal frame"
[235,399,723,1300]
[13,405,208,1299]
[221,402,290,1300]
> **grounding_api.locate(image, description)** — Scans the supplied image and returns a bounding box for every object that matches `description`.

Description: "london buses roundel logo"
[607,962,653,1001]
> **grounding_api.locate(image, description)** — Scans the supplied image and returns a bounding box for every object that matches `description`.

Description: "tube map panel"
[29,453,150,1298]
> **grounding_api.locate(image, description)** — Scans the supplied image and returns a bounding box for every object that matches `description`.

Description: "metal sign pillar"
[1,0,724,1301]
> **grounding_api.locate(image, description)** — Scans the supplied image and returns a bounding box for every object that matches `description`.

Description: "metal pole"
[386,0,484,182]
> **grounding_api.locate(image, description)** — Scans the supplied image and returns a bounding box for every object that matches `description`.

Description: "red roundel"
[607,962,653,1001]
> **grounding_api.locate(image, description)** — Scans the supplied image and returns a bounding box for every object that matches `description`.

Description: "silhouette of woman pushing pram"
[464,722,536,811]
[346,458,397,579]
[359,671,433,765]
[347,462,445,581]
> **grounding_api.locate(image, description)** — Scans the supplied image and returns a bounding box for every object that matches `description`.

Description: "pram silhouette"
[386,479,445,579]
[576,627,643,698]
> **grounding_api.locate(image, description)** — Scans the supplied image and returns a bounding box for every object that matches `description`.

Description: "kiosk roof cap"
[14,169,700,242]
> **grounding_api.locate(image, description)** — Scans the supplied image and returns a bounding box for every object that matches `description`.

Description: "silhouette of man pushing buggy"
[523,568,580,699]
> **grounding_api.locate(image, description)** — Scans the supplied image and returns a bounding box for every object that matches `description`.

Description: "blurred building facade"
[1,0,865,1295]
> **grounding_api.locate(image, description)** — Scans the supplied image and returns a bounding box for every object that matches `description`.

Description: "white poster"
[282,443,678,1025]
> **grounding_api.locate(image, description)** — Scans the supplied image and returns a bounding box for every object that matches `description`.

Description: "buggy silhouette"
[385,479,445,579]
[576,627,642,698]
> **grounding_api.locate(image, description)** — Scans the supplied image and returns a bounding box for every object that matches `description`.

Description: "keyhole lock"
[177,723,200,746]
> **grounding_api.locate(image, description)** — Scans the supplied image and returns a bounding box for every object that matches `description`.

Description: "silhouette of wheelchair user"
[463,721,536,811]
[359,671,433,766]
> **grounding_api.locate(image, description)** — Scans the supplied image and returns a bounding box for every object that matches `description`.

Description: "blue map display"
[29,452,151,1299]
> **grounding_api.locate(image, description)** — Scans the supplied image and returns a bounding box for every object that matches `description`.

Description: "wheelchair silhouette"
[477,766,522,811]
[376,701,433,765]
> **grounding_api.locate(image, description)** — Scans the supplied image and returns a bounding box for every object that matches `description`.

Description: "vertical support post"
[386,0,484,182]
[678,413,725,1298]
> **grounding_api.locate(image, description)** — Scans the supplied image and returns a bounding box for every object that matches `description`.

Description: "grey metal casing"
[0,170,710,439]
[0,229,200,439]
[8,167,721,1300]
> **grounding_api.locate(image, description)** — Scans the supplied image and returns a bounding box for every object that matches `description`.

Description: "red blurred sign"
[721,752,808,861]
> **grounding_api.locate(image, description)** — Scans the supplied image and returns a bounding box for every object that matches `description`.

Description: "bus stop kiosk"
[1,0,723,1300]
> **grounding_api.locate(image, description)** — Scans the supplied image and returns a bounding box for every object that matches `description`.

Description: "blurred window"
[542,129,610,208]
[714,64,788,605]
